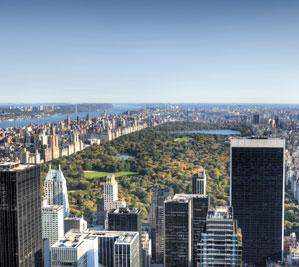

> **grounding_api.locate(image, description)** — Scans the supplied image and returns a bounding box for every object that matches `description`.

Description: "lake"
[170,129,241,135]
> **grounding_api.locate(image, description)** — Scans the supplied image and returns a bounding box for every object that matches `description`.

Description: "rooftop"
[231,137,285,148]
[110,207,141,214]
[115,232,138,245]
[165,193,208,203]
[52,231,97,249]
[0,162,36,171]
[207,206,233,220]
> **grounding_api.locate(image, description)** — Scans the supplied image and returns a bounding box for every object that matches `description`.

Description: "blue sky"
[0,0,299,103]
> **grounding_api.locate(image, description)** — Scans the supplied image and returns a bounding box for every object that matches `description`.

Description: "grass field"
[84,170,138,179]
[174,136,192,142]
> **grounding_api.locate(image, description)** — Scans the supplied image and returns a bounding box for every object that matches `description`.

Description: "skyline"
[1,0,299,103]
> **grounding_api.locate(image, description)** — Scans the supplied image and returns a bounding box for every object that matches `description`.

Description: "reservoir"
[170,129,241,135]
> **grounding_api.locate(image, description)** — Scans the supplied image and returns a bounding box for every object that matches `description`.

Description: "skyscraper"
[42,204,64,246]
[104,175,118,210]
[98,176,126,229]
[0,162,43,266]
[44,164,70,216]
[148,187,170,263]
[108,207,142,233]
[252,114,260,125]
[114,232,140,267]
[198,206,242,266]
[87,229,140,267]
[192,168,206,195]
[164,194,209,267]
[230,138,285,266]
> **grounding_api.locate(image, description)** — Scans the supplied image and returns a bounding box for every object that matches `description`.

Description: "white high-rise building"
[102,176,126,229]
[44,164,70,216]
[104,176,126,210]
[42,204,64,246]
[51,231,98,267]
[114,232,140,267]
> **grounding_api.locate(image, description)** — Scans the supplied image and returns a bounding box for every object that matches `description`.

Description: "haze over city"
[1,0,299,103]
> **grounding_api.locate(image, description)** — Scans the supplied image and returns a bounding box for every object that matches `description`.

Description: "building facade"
[192,169,206,195]
[198,207,242,266]
[42,204,64,246]
[114,232,140,267]
[230,138,285,266]
[0,163,43,267]
[44,164,70,217]
[64,216,88,234]
[148,187,170,264]
[164,194,209,267]
[51,231,98,267]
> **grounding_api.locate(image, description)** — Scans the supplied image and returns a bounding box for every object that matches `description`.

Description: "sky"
[0,0,299,103]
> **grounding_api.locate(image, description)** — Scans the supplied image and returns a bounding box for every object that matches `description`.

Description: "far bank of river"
[0,104,143,129]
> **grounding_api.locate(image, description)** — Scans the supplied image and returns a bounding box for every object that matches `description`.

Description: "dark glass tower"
[164,194,209,267]
[230,138,285,266]
[108,207,141,232]
[0,163,43,267]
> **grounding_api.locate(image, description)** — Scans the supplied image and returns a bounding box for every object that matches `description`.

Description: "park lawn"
[84,170,138,179]
[174,136,192,143]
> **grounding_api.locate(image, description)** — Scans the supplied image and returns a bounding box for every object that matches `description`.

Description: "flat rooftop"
[231,137,285,148]
[110,207,141,214]
[165,194,208,203]
[52,232,97,249]
[0,162,36,172]
[114,232,138,245]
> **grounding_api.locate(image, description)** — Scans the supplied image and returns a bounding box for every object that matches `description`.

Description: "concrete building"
[51,231,98,267]
[231,138,285,266]
[198,207,242,266]
[141,231,152,267]
[44,164,70,217]
[0,163,43,266]
[97,176,126,229]
[114,232,140,267]
[42,204,64,246]
[87,229,140,267]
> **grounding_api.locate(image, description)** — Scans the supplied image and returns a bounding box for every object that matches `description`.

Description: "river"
[0,104,145,128]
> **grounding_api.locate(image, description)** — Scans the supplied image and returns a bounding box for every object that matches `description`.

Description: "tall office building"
[230,138,285,266]
[198,207,242,266]
[114,232,140,267]
[51,230,98,267]
[0,162,43,266]
[141,231,152,267]
[87,229,140,267]
[164,194,209,267]
[104,176,118,210]
[44,164,70,216]
[252,114,260,125]
[192,168,206,195]
[108,207,142,233]
[42,204,64,246]
[97,176,126,229]
[148,187,170,263]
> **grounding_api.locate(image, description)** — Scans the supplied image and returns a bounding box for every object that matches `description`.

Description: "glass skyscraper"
[0,163,43,267]
[230,138,285,266]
